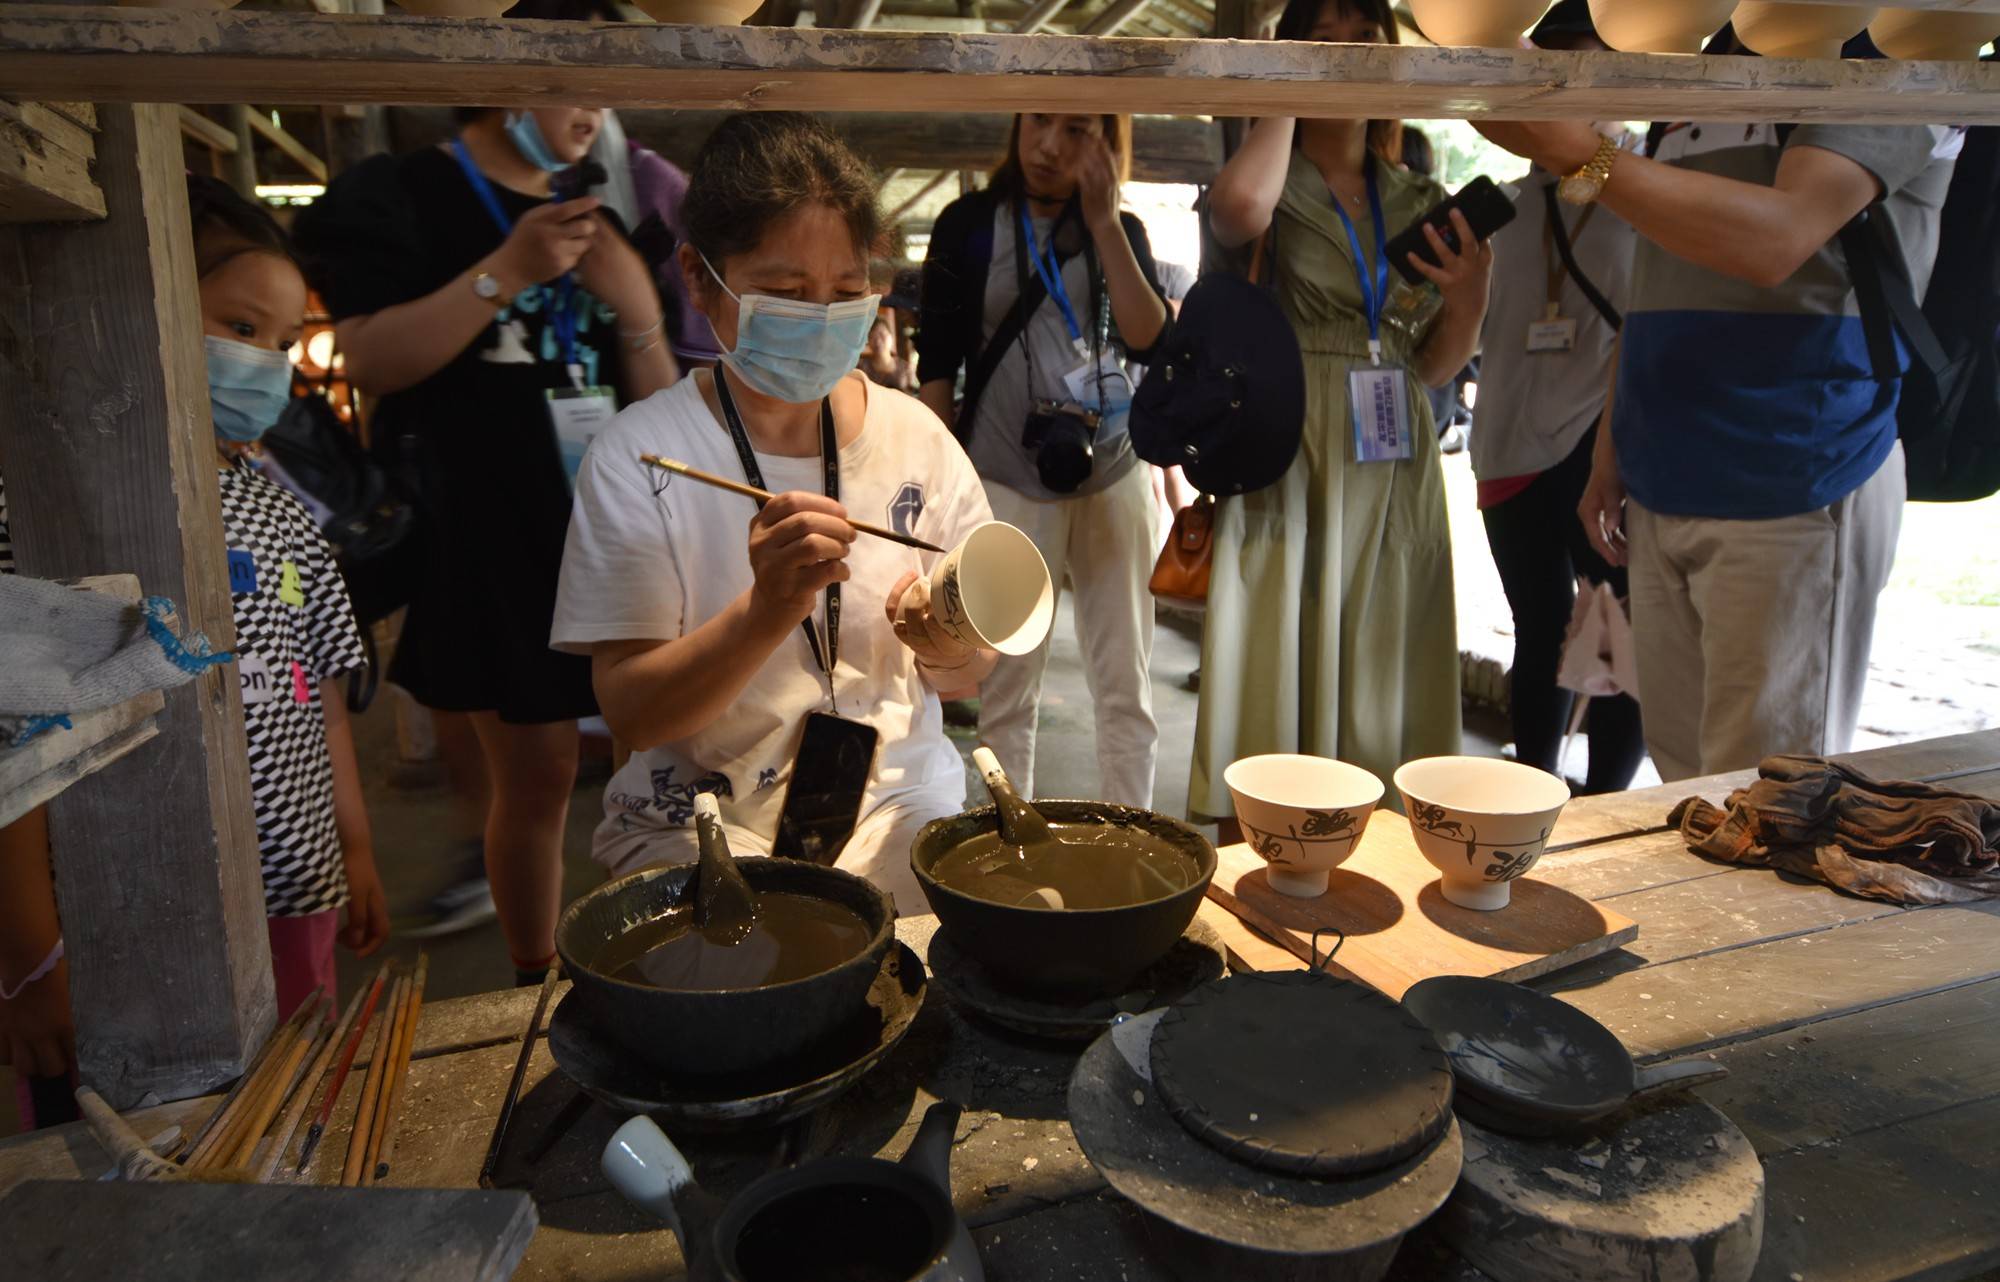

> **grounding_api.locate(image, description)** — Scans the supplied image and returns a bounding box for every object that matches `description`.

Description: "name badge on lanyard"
[452,142,613,491]
[1532,196,1597,355]
[1336,161,1414,463]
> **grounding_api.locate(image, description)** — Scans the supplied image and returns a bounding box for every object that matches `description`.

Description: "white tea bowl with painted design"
[1225,754,1385,898]
[1394,756,1571,911]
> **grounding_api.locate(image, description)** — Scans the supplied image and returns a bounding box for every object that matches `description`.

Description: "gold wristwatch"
[1559,136,1622,206]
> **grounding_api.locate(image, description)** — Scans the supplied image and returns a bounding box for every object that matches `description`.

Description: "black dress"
[296,146,625,725]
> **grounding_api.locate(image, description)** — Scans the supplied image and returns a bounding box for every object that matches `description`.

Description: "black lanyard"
[714,372,842,696]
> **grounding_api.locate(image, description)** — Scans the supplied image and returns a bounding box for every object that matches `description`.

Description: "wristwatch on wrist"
[470,270,508,307]
[1559,136,1623,206]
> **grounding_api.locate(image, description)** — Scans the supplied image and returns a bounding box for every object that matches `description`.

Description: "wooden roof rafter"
[4,7,1994,124]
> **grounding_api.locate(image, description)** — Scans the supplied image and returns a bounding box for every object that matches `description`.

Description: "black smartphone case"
[1387,176,1519,286]
[772,712,880,866]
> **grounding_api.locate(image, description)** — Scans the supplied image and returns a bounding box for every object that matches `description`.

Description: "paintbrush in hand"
[640,454,947,553]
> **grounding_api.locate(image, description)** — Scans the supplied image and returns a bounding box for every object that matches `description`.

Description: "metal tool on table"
[481,962,563,1190]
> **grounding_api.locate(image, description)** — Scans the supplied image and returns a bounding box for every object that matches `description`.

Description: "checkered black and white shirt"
[220,460,367,916]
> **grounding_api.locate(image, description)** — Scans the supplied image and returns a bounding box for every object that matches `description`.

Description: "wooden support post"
[1013,0,1071,33]
[225,103,257,199]
[1213,0,1250,155]
[0,102,275,1109]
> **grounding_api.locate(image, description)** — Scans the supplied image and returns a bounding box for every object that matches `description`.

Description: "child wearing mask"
[194,175,390,1011]
[0,179,389,1122]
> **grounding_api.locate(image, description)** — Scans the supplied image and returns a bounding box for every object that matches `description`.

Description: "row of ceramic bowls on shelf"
[1412,0,1998,61]
[118,0,762,21]
[1225,752,1573,912]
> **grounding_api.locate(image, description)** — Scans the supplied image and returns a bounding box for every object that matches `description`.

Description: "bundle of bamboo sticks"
[167,952,429,1185]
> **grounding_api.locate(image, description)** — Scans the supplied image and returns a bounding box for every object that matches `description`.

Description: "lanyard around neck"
[1018,201,1083,343]
[713,371,842,696]
[1331,159,1391,365]
[1541,184,1600,312]
[450,141,580,371]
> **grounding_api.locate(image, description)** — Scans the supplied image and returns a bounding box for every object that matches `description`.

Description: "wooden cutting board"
[1206,810,1638,998]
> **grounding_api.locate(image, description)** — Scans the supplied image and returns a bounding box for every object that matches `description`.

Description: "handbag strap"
[952,274,1047,447]
[1542,182,1622,332]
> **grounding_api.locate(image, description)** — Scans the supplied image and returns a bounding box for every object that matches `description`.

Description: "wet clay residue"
[931,823,1199,911]
[598,892,872,991]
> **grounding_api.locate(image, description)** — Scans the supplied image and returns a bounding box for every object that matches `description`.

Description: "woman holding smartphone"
[1189,0,1493,831]
[553,114,998,913]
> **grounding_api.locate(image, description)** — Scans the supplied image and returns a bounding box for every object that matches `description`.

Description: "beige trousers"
[978,464,1159,807]
[1625,444,1905,782]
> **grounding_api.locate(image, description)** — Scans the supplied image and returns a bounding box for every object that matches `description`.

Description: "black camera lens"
[1036,420,1095,493]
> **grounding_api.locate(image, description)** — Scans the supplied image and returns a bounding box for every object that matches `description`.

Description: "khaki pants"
[979,464,1160,807]
[1626,444,1905,782]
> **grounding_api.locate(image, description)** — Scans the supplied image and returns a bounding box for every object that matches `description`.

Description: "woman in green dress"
[1189,0,1493,830]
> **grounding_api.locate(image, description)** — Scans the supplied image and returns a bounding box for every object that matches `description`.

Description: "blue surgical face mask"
[505,111,570,174]
[703,253,881,405]
[205,335,293,443]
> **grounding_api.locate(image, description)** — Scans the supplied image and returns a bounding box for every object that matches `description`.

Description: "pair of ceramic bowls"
[1224,754,1570,912]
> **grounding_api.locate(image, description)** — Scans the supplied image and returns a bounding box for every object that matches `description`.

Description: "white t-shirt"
[552,373,992,867]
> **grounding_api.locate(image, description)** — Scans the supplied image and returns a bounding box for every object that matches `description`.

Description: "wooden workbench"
[5,728,1999,1282]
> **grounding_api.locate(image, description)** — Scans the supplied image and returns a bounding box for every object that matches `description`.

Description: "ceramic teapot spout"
[603,1115,725,1274]
[898,1100,964,1198]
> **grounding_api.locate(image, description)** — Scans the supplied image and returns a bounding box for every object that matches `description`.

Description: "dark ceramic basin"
[912,801,1218,999]
[555,859,896,1078]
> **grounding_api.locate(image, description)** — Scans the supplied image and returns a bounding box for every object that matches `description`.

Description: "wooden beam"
[243,107,328,182]
[226,104,259,199]
[176,105,237,155]
[0,97,103,223]
[1012,0,1072,32]
[0,102,276,1109]
[884,168,952,221]
[388,106,1222,184]
[1081,0,1151,36]
[7,8,1992,122]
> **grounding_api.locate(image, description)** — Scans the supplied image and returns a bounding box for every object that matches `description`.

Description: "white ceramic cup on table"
[1224,754,1385,898]
[899,520,1055,658]
[1393,756,1571,912]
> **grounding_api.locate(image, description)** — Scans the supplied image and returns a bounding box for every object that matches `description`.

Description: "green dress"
[1189,151,1462,820]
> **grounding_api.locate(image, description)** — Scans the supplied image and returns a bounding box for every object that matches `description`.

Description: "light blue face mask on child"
[702,253,881,404]
[505,111,571,174]
[205,335,293,443]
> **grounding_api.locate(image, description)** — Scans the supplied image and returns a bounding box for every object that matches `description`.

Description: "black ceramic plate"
[548,941,926,1132]
[927,917,1228,1043]
[1401,975,1635,1125]
[1150,971,1454,1179]
[1070,1009,1463,1265]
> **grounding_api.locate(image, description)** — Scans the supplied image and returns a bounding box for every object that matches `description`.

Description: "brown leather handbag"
[1149,494,1215,605]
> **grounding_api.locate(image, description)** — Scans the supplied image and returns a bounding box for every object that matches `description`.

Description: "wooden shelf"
[0,6,1994,124]
[0,95,103,224]
[0,577,165,831]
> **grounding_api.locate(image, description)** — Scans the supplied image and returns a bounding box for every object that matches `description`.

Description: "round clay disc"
[1150,971,1454,1178]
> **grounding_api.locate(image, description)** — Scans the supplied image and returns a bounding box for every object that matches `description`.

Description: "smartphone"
[772,713,880,865]
[1387,176,1519,286]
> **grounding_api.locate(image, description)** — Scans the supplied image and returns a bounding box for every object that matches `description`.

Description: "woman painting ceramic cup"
[553,113,1000,913]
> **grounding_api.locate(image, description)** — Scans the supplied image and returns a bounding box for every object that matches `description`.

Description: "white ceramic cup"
[602,1114,698,1237]
[1587,0,1740,52]
[902,521,1054,658]
[1394,756,1571,911]
[1407,0,1554,47]
[1224,754,1385,898]
[1868,8,2000,60]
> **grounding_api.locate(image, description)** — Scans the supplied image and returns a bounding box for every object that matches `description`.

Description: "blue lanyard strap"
[450,141,581,370]
[1018,202,1082,343]
[1331,159,1391,364]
